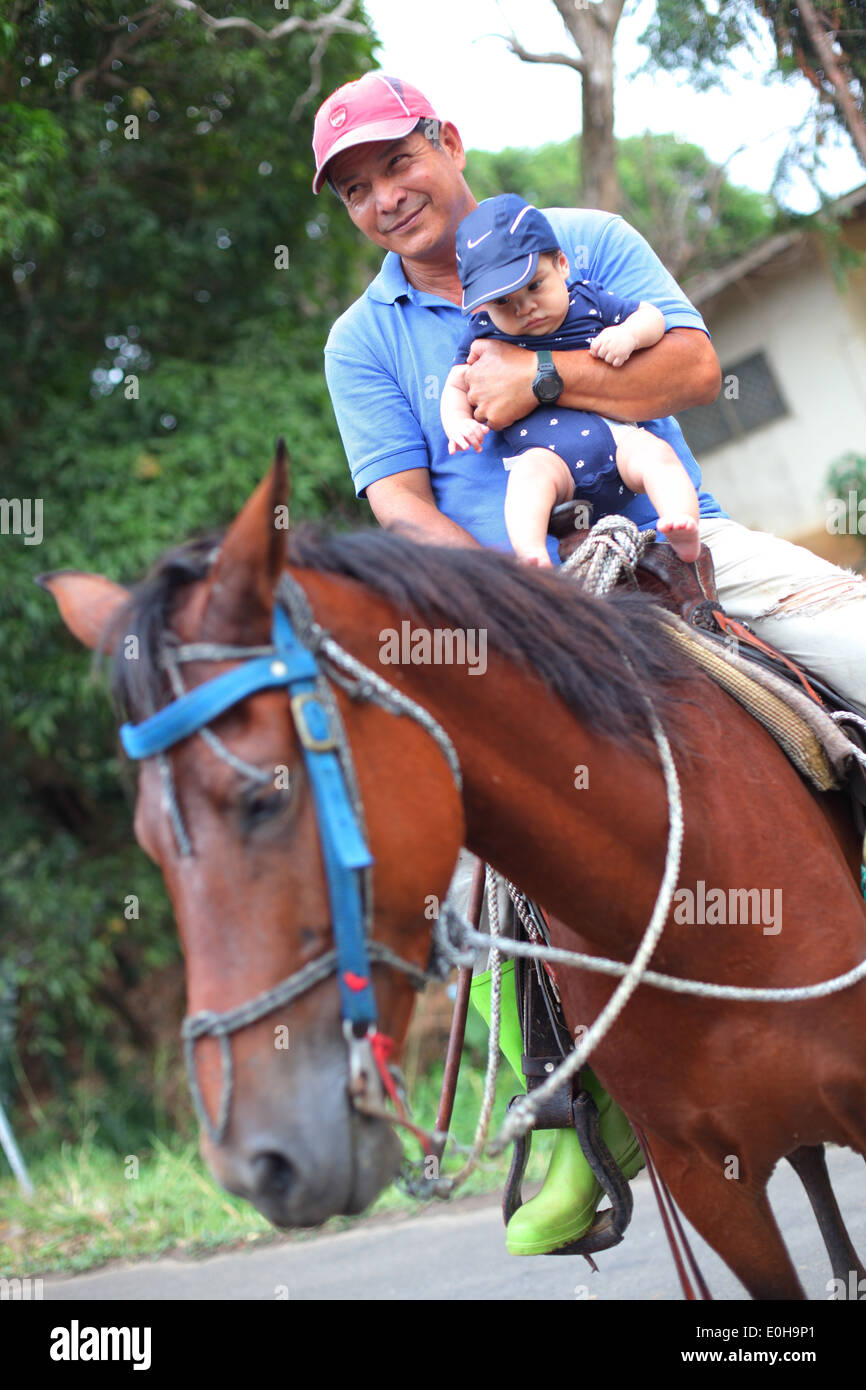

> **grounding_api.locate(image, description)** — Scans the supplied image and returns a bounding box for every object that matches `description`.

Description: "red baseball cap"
[312,72,438,194]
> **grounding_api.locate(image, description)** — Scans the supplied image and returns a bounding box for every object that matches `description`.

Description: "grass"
[0,1015,552,1278]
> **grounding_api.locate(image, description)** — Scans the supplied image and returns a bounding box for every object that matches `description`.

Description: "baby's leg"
[615,428,700,563]
[504,448,575,566]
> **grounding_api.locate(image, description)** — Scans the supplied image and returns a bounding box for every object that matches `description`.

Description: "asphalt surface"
[40,1145,866,1302]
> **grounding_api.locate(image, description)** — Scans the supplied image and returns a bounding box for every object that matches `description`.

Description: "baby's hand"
[656,514,700,564]
[446,420,490,455]
[590,325,639,368]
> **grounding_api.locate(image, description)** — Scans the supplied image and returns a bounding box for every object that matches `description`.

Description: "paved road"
[41,1146,865,1301]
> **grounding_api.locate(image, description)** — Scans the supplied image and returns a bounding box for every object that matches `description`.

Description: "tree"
[0,0,375,1142]
[500,0,628,211]
[642,1,866,170]
[466,131,778,279]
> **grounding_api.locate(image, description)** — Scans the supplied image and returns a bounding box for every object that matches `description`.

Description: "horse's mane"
[112,524,692,754]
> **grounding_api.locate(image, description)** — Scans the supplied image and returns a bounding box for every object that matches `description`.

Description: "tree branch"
[550,0,626,45]
[289,26,330,122]
[796,0,866,165]
[599,0,628,34]
[71,5,165,100]
[500,31,586,75]
[168,0,368,43]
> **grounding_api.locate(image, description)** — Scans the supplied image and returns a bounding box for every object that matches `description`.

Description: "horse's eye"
[243,788,288,831]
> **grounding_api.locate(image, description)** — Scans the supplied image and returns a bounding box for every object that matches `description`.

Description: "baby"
[440,194,701,566]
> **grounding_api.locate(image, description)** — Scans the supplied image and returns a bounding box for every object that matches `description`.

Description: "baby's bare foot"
[518,548,553,568]
[656,514,700,563]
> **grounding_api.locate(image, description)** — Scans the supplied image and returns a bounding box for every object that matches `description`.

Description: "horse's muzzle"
[201,1043,404,1228]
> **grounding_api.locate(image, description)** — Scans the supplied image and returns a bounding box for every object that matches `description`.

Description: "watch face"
[534,372,562,403]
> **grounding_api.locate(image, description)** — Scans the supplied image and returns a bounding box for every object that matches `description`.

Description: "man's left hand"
[464,338,536,431]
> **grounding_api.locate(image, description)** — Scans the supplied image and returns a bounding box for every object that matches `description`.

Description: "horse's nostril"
[250,1149,296,1198]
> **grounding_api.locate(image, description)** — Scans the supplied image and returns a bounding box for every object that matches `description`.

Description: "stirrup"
[502,1089,634,1259]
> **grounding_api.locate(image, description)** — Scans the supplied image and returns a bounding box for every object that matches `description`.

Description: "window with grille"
[677,352,788,456]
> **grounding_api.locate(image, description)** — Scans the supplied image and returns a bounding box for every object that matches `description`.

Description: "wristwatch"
[532,349,563,405]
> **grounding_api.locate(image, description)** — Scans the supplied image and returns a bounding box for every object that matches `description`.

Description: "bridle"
[119,571,462,1146]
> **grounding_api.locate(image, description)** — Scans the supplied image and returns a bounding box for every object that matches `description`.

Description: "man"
[311,72,866,1256]
[315,72,866,713]
[316,73,724,557]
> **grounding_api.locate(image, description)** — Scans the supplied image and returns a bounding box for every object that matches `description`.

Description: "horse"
[39,448,866,1300]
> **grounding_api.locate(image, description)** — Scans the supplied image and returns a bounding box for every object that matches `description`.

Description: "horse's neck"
[307,570,669,943]
[415,651,671,942]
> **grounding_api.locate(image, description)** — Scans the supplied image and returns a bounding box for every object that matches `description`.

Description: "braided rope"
[560,514,656,594]
[318,636,463,792]
[433,865,503,1194]
[434,914,866,1003]
[276,572,463,792]
[182,940,430,1145]
[182,940,428,1045]
[488,681,684,1153]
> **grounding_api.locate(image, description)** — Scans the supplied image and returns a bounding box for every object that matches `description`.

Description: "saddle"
[550,501,866,828]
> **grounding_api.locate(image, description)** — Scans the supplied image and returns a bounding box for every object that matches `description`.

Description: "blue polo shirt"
[324,208,725,554]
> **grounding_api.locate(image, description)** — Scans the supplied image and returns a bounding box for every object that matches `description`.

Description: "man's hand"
[464,338,536,431]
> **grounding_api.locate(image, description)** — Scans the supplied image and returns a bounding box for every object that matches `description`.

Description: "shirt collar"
[367,251,460,309]
[368,251,408,304]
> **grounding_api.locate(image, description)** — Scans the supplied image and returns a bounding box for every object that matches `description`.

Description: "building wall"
[692,238,866,550]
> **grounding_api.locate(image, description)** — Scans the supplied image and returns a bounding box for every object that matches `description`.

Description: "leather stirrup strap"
[634,1127,712,1301]
[710,609,824,707]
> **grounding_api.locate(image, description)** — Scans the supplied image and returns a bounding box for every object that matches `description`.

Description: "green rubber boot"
[468,960,524,1085]
[505,1069,644,1256]
[468,965,644,1257]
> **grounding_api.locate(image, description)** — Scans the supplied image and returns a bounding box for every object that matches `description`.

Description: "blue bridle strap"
[119,652,309,759]
[119,602,378,1028]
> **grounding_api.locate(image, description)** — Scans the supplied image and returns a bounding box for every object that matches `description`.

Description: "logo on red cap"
[329,107,347,129]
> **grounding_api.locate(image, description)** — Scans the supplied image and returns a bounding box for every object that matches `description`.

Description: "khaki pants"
[701,517,866,719]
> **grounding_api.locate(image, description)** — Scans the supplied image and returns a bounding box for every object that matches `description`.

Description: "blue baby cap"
[456,194,560,313]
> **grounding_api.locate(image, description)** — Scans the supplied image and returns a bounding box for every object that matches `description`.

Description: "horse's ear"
[202,442,289,640]
[36,571,130,652]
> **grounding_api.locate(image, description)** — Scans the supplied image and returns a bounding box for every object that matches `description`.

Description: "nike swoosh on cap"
[466,230,493,249]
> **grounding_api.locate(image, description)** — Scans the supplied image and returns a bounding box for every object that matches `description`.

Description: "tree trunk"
[579,32,618,209]
[507,0,625,211]
[795,0,866,166]
[554,0,625,212]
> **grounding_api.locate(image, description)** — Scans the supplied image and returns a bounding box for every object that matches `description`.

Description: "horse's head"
[40,448,465,1227]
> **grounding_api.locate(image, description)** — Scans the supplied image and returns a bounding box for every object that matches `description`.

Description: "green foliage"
[618,133,777,277]
[639,0,769,90]
[0,0,375,1141]
[642,2,866,151]
[827,450,866,497]
[467,140,582,210]
[827,450,866,559]
[0,1013,547,1275]
[0,101,67,251]
[466,132,779,278]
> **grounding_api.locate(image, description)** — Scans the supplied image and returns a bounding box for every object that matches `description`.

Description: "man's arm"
[464,328,721,432]
[366,468,481,548]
